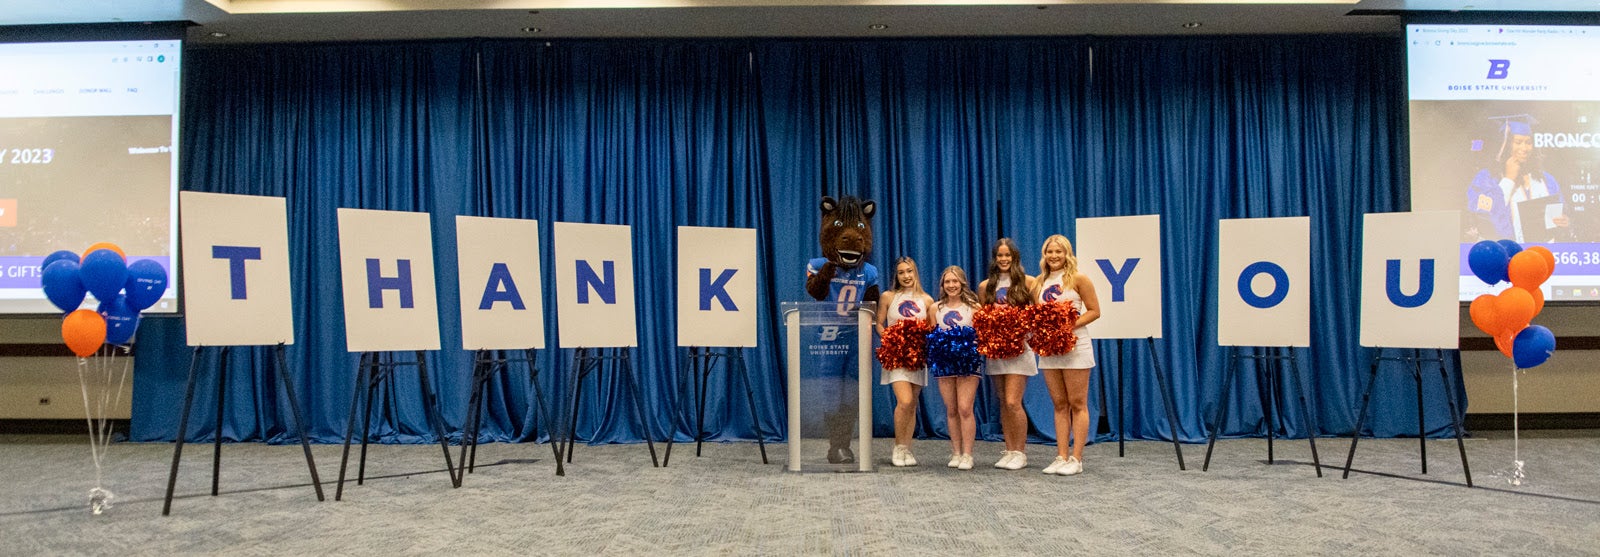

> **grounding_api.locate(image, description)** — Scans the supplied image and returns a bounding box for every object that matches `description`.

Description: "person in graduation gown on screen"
[1466,117,1569,242]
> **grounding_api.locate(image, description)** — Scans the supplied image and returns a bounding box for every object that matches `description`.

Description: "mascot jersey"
[807,258,879,307]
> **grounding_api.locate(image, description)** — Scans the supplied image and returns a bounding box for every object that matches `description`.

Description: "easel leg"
[1203,350,1240,472]
[336,352,372,501]
[211,346,231,496]
[357,355,381,485]
[1289,350,1322,477]
[414,351,459,487]
[161,347,205,516]
[458,350,487,480]
[1413,350,1427,475]
[1096,346,1112,436]
[619,350,661,467]
[695,351,711,458]
[524,349,564,476]
[1436,351,1472,487]
[1262,352,1276,465]
[1146,337,1185,470]
[564,349,586,464]
[274,344,324,501]
[1342,351,1382,479]
[1116,340,1126,457]
[664,349,689,467]
[735,350,770,464]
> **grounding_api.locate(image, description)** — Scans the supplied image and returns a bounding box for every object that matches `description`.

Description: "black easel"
[1097,337,1188,469]
[457,348,565,479]
[1202,347,1323,476]
[1341,348,1472,486]
[663,347,769,466]
[561,347,660,467]
[163,344,324,516]
[335,351,459,500]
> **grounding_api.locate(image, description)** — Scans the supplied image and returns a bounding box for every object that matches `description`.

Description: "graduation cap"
[1490,114,1537,161]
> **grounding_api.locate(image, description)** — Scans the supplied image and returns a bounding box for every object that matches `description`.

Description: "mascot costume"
[802,196,880,464]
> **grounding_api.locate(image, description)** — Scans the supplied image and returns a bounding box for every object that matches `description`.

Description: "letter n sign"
[554,222,638,348]
[677,226,758,347]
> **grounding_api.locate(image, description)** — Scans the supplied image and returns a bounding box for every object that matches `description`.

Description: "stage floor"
[1,432,1597,554]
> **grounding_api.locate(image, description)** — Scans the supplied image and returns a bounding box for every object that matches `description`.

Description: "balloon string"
[106,346,131,459]
[76,357,102,489]
[1512,363,1520,465]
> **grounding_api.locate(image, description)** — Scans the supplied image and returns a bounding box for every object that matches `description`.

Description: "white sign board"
[1075,214,1162,339]
[554,222,638,348]
[456,216,545,350]
[677,226,758,347]
[336,208,441,352]
[179,192,295,346]
[1360,211,1461,349]
[1218,217,1310,347]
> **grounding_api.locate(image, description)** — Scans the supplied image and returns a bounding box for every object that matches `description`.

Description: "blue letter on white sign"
[365,258,415,309]
[575,260,616,304]
[1384,259,1434,309]
[212,245,261,300]
[479,262,526,310]
[1094,258,1140,303]
[699,268,738,311]
[1237,261,1289,309]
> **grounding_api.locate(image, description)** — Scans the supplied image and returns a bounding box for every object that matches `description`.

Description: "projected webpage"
[1409,24,1600,301]
[0,40,181,313]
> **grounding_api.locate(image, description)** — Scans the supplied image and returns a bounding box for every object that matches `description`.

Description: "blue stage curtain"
[134,35,1463,446]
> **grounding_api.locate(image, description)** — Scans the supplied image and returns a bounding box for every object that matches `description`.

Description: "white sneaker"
[902,448,917,467]
[957,454,974,470]
[1043,456,1068,474]
[891,445,907,467]
[994,451,1016,469]
[1056,456,1083,476]
[1003,451,1028,470]
[947,454,962,468]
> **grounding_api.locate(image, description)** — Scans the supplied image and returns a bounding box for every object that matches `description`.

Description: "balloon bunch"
[1466,240,1556,369]
[39,243,168,355]
[36,242,167,514]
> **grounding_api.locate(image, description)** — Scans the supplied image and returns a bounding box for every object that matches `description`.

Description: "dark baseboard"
[1465,412,1600,431]
[0,419,129,436]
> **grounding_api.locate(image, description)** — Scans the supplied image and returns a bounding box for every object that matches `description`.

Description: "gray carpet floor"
[1,432,1598,555]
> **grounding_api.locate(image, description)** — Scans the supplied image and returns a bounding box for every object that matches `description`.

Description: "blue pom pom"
[927,326,984,377]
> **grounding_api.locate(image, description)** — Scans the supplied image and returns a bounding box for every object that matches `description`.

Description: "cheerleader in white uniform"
[975,238,1038,470]
[876,257,934,467]
[1035,234,1101,476]
[929,266,982,470]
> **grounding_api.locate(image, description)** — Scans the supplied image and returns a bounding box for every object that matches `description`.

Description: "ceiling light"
[1182,22,1202,29]
[522,27,543,33]
[868,24,888,30]
[209,31,229,38]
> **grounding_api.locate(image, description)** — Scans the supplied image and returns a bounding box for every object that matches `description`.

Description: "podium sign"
[781,301,875,473]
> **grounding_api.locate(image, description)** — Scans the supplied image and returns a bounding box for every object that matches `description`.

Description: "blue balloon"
[41,260,86,313]
[80,249,128,302]
[1497,239,1524,260]
[123,259,169,311]
[41,250,80,270]
[1467,241,1509,285]
[98,295,141,345]
[1513,325,1556,369]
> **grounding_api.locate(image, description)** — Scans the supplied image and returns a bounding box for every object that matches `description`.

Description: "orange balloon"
[1492,287,1535,336]
[1508,251,1549,290]
[1525,246,1556,282]
[61,309,106,358]
[1494,331,1516,358]
[81,242,125,262]
[1529,286,1545,317]
[1468,294,1498,336]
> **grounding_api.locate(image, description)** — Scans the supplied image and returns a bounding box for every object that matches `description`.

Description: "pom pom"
[1029,302,1081,357]
[876,319,933,370]
[973,304,1029,360]
[927,326,985,377]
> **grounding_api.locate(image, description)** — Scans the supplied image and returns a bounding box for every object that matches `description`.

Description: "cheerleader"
[927,266,982,470]
[875,257,934,467]
[975,238,1038,470]
[1034,234,1100,476]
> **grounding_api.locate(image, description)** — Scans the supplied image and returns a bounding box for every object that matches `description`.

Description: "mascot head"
[819,195,876,268]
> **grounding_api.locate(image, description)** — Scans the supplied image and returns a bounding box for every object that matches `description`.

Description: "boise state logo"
[897,300,919,318]
[942,311,964,327]
[995,287,1008,300]
[1042,284,1064,303]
